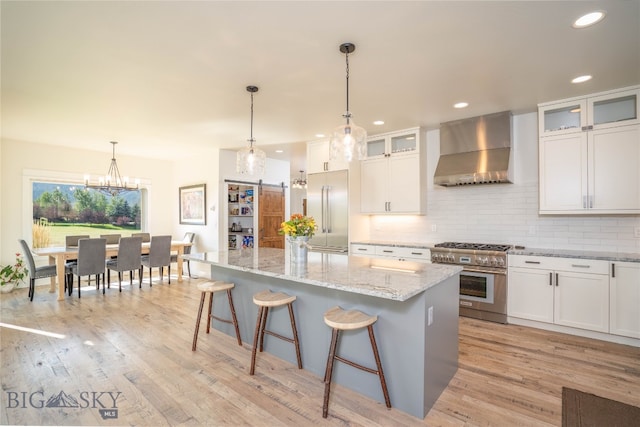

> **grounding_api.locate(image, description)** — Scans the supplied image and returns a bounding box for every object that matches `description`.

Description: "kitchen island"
[183,248,462,418]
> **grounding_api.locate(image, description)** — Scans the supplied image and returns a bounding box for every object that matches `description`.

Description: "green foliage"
[1,253,28,286]
[35,187,140,227]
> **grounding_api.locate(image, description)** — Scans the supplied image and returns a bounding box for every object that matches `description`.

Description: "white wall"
[368,112,640,253]
[0,139,175,266]
[173,146,221,252]
[289,187,306,216]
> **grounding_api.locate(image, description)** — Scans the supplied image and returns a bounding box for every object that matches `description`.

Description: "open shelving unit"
[227,184,257,249]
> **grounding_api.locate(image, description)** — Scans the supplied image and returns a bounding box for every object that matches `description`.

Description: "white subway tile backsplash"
[369,180,640,253]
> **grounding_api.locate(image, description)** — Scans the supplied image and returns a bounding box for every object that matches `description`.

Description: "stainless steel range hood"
[434,111,513,186]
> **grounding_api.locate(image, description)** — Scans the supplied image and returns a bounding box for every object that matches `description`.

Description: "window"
[32,181,142,247]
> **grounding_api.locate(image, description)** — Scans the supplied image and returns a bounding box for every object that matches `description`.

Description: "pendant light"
[236,85,266,175]
[329,43,367,162]
[84,141,139,196]
[292,170,307,189]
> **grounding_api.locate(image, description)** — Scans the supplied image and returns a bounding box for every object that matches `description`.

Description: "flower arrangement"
[1,253,29,287]
[279,213,316,238]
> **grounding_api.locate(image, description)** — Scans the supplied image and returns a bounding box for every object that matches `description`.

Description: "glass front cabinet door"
[365,128,420,159]
[539,86,639,137]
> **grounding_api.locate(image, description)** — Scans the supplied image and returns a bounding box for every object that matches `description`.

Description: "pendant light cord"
[249,91,255,148]
[345,50,351,124]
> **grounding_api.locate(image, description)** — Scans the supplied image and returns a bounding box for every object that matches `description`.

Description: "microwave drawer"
[376,246,431,262]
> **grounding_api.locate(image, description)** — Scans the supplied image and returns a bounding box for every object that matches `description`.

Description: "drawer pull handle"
[571,264,590,268]
[357,248,367,251]
[382,250,393,253]
[411,252,423,255]
[525,261,541,264]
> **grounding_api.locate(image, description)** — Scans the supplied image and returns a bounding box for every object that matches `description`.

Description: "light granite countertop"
[351,240,435,249]
[508,247,640,263]
[183,247,462,302]
[351,240,640,263]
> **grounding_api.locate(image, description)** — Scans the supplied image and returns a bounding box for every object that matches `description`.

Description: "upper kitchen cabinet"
[365,128,421,159]
[538,86,640,214]
[306,140,349,173]
[360,127,426,214]
[539,86,639,137]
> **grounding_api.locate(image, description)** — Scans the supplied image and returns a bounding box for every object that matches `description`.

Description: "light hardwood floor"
[1,276,639,426]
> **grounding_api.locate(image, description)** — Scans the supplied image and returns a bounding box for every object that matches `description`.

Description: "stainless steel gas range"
[431,242,512,324]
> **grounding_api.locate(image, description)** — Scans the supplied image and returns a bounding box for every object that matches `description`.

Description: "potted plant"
[0,253,29,293]
[279,214,316,264]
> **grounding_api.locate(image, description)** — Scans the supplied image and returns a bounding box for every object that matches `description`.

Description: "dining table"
[33,240,192,301]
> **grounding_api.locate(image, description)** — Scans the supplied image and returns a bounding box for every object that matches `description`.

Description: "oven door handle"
[462,267,506,276]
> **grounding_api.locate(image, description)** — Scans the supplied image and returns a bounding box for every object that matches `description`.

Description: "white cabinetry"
[508,255,610,333]
[538,86,640,214]
[610,261,640,339]
[306,140,349,173]
[360,128,425,214]
[351,244,430,263]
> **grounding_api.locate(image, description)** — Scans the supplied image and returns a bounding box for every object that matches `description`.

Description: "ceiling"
[2,1,639,174]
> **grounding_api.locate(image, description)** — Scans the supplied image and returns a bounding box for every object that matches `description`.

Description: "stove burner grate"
[434,242,513,252]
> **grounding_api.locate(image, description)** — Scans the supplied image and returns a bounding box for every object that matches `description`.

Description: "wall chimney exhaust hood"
[434,111,513,186]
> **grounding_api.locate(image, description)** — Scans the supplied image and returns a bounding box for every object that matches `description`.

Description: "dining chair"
[64,234,90,291]
[67,238,107,298]
[18,239,57,302]
[100,234,121,245]
[131,232,151,243]
[141,235,172,286]
[106,236,143,292]
[171,232,195,277]
[65,235,91,248]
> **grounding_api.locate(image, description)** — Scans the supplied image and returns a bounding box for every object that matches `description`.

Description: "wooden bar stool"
[192,281,242,351]
[322,306,391,418]
[249,289,302,375]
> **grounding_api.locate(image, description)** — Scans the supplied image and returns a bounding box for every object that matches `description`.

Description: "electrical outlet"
[635,227,640,238]
[427,306,434,326]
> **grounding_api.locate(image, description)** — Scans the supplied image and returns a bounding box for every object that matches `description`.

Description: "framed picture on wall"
[179,184,206,225]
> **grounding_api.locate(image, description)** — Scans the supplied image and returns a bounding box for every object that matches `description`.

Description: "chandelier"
[292,170,307,189]
[329,42,367,162]
[237,85,266,176]
[84,141,139,196]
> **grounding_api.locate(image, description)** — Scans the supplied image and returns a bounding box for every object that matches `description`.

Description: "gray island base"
[184,248,462,419]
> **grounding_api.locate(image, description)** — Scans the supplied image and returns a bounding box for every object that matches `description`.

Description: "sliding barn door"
[258,186,285,249]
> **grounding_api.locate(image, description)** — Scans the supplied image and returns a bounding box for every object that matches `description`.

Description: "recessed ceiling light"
[275,149,284,153]
[573,11,606,28]
[454,102,469,109]
[572,75,592,84]
[373,120,385,125]
[315,133,325,138]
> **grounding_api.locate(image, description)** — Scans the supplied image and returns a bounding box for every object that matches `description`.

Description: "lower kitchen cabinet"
[351,244,430,263]
[508,255,609,333]
[610,261,640,339]
[508,266,554,323]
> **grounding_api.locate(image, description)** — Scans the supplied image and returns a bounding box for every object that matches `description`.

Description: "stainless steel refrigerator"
[306,170,348,252]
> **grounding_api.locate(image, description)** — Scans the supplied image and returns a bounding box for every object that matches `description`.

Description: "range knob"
[478,256,489,265]
[496,258,505,267]
[490,257,498,266]
[446,254,456,263]
[431,254,439,262]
